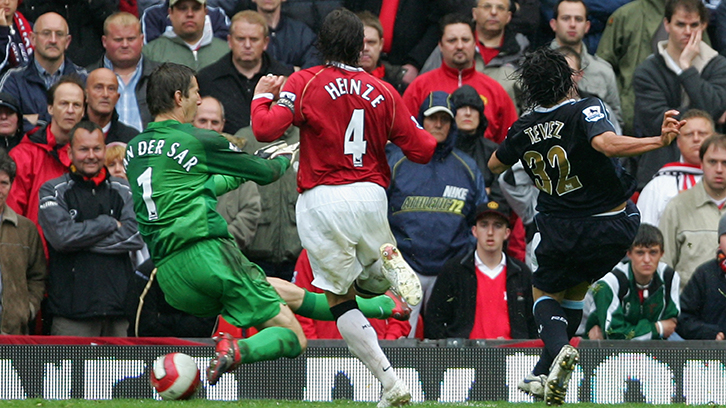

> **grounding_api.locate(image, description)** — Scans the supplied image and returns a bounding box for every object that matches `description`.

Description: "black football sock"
[532,348,553,376]
[562,299,584,339]
[534,296,570,359]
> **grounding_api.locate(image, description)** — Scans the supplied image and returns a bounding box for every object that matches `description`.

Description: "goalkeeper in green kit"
[126,63,409,385]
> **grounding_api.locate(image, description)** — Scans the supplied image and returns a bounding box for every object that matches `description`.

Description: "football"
[150,353,201,400]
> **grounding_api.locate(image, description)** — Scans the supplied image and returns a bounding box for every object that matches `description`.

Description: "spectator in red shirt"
[424,200,536,339]
[403,13,517,144]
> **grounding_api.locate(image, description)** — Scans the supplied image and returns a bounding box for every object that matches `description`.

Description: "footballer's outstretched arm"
[591,109,685,157]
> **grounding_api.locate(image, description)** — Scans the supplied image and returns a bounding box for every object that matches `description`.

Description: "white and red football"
[150,353,201,400]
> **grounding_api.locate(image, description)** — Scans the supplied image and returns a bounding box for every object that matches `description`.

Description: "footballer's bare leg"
[268,277,305,310]
[327,288,411,408]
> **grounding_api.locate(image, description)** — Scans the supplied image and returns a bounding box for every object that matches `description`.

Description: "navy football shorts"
[532,201,640,294]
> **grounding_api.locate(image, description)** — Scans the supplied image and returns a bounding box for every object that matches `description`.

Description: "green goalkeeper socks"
[359,295,395,319]
[238,326,302,363]
[296,291,395,320]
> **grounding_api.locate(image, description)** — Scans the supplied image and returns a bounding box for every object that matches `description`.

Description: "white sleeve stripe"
[253,93,274,101]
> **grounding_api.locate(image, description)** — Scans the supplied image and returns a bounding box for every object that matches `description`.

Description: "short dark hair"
[47,75,86,107]
[552,0,588,20]
[517,46,574,109]
[317,8,363,66]
[439,13,475,41]
[0,148,16,183]
[665,0,709,23]
[630,223,664,251]
[700,132,726,161]
[69,120,104,147]
[147,62,197,117]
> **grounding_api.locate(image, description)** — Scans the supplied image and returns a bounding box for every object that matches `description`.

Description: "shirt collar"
[474,250,506,279]
[0,203,18,226]
[34,58,64,77]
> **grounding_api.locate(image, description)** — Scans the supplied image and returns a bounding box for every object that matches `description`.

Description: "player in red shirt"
[251,9,437,408]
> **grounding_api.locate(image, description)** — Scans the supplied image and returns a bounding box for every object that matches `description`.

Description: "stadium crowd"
[1,0,726,361]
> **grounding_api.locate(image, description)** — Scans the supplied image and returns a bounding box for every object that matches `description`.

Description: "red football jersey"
[251,63,436,192]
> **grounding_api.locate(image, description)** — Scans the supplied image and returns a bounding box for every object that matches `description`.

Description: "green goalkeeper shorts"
[156,237,283,328]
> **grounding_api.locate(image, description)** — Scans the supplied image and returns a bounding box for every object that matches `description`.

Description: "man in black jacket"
[424,200,536,340]
[85,68,139,144]
[197,10,292,134]
[38,121,144,337]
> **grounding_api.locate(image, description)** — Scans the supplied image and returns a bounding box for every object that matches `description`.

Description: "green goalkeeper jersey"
[125,120,290,265]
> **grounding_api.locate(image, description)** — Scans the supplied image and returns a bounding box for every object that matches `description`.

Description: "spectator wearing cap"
[142,0,228,71]
[386,90,488,337]
[0,92,23,151]
[141,0,230,45]
[677,212,726,340]
[450,85,493,188]
[424,199,536,339]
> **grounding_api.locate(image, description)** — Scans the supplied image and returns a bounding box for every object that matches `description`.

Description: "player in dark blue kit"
[488,47,684,406]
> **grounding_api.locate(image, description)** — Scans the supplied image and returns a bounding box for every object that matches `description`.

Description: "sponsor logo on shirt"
[583,106,605,122]
[280,91,296,102]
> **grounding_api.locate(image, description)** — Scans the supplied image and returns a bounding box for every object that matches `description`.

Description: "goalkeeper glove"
[254,140,300,162]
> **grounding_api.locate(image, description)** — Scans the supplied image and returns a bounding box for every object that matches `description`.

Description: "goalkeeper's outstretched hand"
[254,140,300,162]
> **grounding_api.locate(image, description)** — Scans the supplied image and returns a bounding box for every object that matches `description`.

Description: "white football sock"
[337,308,398,390]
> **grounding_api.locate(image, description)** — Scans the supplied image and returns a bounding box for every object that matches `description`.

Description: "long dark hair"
[317,9,363,66]
[517,47,575,109]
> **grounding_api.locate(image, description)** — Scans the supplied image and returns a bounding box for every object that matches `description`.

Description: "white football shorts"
[297,182,396,296]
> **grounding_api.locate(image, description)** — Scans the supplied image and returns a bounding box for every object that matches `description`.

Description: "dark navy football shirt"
[496,98,636,216]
